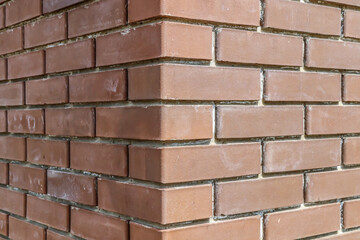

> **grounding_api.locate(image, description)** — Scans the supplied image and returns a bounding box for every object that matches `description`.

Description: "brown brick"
[69,70,126,103]
[9,217,45,240]
[130,217,261,240]
[0,212,7,236]
[264,0,341,35]
[47,231,73,240]
[129,64,261,101]
[46,39,95,73]
[344,138,360,165]
[45,108,95,137]
[0,82,24,106]
[0,162,8,184]
[306,168,360,202]
[27,195,69,231]
[71,207,128,239]
[129,143,261,183]
[0,58,5,81]
[5,0,41,26]
[215,175,303,215]
[27,139,69,168]
[0,27,22,55]
[26,77,68,105]
[343,74,360,102]
[0,110,6,132]
[319,231,360,239]
[96,22,212,66]
[128,0,260,26]
[264,71,341,102]
[323,0,360,7]
[9,164,46,193]
[7,109,44,134]
[0,187,25,216]
[217,29,303,66]
[96,105,213,140]
[344,199,360,229]
[265,204,340,240]
[344,10,360,39]
[8,51,44,79]
[47,170,96,205]
[0,7,4,29]
[24,14,67,48]
[98,179,212,224]
[43,0,86,13]
[217,106,304,139]
[264,139,341,173]
[0,136,25,161]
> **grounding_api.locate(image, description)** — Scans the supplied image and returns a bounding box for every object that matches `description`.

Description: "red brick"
[0,162,7,184]
[128,0,260,26]
[5,0,41,26]
[323,0,360,7]
[0,110,6,132]
[264,139,341,173]
[71,207,128,239]
[264,71,341,102]
[0,136,25,161]
[7,109,44,134]
[0,7,4,29]
[216,175,303,215]
[344,138,360,165]
[96,106,213,140]
[217,106,304,139]
[9,217,45,240]
[264,0,341,35]
[344,10,360,39]
[0,28,22,55]
[0,212,7,236]
[8,51,44,79]
[9,164,46,193]
[306,168,360,202]
[131,217,261,240]
[47,170,96,205]
[319,231,360,239]
[26,77,68,105]
[69,70,126,103]
[344,199,360,229]
[24,14,67,48]
[46,39,94,73]
[45,108,95,137]
[27,139,69,168]
[47,231,73,240]
[0,58,5,81]
[98,179,212,224]
[27,195,69,231]
[43,0,86,13]
[68,0,126,38]
[343,74,360,102]
[217,29,303,66]
[265,204,340,240]
[96,22,212,66]
[129,64,261,101]
[0,82,24,106]
[0,187,25,216]
[130,143,261,183]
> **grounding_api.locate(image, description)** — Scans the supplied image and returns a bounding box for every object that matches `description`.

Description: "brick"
[9,217,45,240]
[343,74,360,102]
[306,169,360,202]
[5,0,41,26]
[323,0,360,7]
[128,0,260,26]
[264,204,340,240]
[129,64,261,101]
[0,136,25,161]
[9,164,46,193]
[0,58,5,81]
[71,142,127,176]
[96,106,213,140]
[217,106,304,139]
[131,217,261,240]
[46,39,94,73]
[307,106,360,135]
[0,212,7,236]
[0,28,22,55]
[47,231,73,240]
[27,139,69,168]
[69,70,126,103]
[0,7,4,29]
[307,38,360,70]
[264,139,341,173]
[45,108,95,137]
[8,51,44,79]
[0,82,24,106]
[43,0,86,13]
[7,109,44,134]
[344,199,360,229]
[264,71,341,102]
[27,195,69,231]
[344,10,360,39]
[26,77,68,105]
[0,110,6,132]
[47,170,96,205]
[24,14,67,48]
[97,22,212,66]
[0,187,25,216]
[98,179,212,224]
[215,175,303,215]
[344,138,360,165]
[129,143,261,183]
[71,207,128,240]
[217,29,303,66]
[68,0,126,38]
[319,231,360,240]
[0,162,8,184]
[264,0,341,35]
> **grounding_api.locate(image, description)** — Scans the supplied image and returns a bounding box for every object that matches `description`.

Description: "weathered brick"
[0,212,7,236]
[7,109,44,134]
[43,0,86,13]
[0,28,22,55]
[9,217,45,240]
[0,187,25,216]
[9,164,46,193]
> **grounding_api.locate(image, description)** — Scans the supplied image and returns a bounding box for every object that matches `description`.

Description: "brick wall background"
[0,0,360,239]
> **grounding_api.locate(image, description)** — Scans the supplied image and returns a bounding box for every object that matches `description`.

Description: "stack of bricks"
[1,0,360,239]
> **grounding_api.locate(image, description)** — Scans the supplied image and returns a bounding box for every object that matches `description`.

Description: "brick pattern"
[0,0,358,239]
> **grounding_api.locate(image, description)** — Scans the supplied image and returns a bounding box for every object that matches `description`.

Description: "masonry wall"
[0,0,360,239]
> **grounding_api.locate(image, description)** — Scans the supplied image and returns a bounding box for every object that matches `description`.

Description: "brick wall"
[0,0,359,239]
